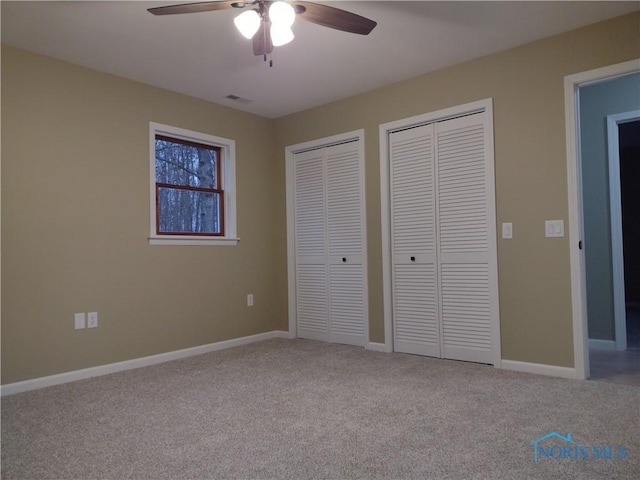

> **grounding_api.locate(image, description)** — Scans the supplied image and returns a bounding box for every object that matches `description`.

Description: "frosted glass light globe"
[269,1,295,27]
[271,25,294,46]
[234,10,260,39]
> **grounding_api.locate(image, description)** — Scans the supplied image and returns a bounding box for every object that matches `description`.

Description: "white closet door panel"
[390,125,436,258]
[390,125,439,356]
[437,114,488,257]
[393,264,440,357]
[294,150,326,260]
[294,150,328,341]
[296,264,329,341]
[437,112,493,364]
[329,264,366,346]
[325,141,366,345]
[326,142,363,258]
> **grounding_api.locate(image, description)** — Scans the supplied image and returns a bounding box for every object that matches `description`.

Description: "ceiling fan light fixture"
[234,9,260,39]
[269,1,295,27]
[149,1,378,61]
[271,24,294,47]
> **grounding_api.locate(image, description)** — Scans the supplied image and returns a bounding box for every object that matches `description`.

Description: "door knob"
[410,256,415,262]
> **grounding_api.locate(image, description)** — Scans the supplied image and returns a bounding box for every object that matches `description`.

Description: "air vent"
[225,94,252,104]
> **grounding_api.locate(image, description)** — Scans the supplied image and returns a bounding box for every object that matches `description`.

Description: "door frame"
[608,110,640,351]
[285,129,368,343]
[379,98,501,365]
[564,59,640,379]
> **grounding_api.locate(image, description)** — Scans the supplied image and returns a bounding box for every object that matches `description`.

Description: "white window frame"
[149,122,238,245]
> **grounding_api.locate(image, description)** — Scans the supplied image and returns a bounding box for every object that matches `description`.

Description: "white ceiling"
[2,1,638,118]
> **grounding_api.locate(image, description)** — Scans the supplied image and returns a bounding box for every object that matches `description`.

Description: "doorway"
[565,61,640,383]
[589,116,640,386]
[618,120,640,351]
[606,115,640,352]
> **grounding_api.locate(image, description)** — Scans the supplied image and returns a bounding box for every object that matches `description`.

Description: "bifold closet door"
[292,141,366,346]
[436,113,495,364]
[389,111,497,364]
[390,125,440,357]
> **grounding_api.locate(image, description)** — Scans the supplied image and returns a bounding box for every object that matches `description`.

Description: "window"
[149,123,237,245]
[155,136,223,236]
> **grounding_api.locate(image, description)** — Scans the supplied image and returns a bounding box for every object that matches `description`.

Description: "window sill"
[149,236,240,246]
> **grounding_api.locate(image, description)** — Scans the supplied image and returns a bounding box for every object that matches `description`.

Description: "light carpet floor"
[2,338,639,479]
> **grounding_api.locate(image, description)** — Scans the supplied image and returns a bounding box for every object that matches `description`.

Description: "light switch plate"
[74,313,86,330]
[502,222,513,239]
[545,220,564,237]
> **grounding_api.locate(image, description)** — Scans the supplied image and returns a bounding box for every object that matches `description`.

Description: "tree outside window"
[155,135,224,236]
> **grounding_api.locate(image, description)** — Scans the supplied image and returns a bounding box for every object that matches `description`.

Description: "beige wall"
[3,13,639,384]
[1,46,287,384]
[274,13,640,368]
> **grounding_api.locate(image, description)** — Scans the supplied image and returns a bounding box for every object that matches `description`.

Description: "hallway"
[589,306,640,386]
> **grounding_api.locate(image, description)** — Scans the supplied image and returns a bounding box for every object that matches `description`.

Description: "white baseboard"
[588,338,616,351]
[366,342,392,353]
[500,359,577,379]
[1,330,291,397]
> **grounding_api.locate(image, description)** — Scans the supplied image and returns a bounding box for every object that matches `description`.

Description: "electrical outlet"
[247,294,254,307]
[88,312,98,328]
[74,313,86,330]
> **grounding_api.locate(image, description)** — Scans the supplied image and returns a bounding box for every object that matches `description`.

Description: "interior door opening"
[618,120,640,351]
[572,68,640,385]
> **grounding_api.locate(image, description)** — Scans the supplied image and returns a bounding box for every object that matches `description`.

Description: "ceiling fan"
[148,1,377,63]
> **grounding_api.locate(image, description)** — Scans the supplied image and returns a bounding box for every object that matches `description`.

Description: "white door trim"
[564,59,640,379]
[285,130,368,342]
[379,98,500,365]
[608,110,640,351]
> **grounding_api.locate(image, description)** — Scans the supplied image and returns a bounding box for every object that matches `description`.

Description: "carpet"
[2,338,639,479]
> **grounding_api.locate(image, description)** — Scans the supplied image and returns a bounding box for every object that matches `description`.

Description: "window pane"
[155,138,218,188]
[157,187,222,234]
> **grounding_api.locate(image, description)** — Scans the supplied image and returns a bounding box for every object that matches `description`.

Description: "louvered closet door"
[294,149,329,342]
[292,140,366,346]
[326,142,366,346]
[390,125,441,357]
[436,112,495,364]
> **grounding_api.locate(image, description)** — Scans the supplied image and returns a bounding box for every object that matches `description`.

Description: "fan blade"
[253,20,273,56]
[292,1,376,35]
[148,1,236,16]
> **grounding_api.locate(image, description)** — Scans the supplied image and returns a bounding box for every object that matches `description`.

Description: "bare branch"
[156,156,199,177]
